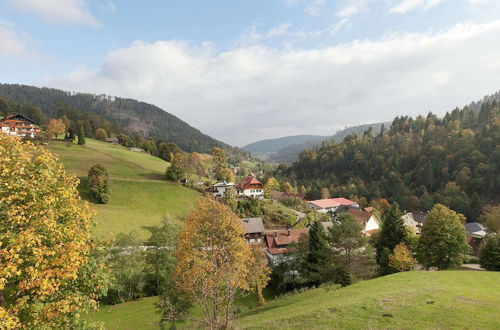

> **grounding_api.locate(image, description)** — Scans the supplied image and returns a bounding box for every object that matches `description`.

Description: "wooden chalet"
[0,113,40,138]
[237,174,264,198]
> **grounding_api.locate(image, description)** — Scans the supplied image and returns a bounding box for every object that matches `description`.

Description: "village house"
[265,228,309,264]
[334,208,381,236]
[401,211,427,234]
[465,222,488,255]
[240,217,266,244]
[309,197,359,213]
[237,174,264,199]
[0,113,40,138]
[206,181,235,198]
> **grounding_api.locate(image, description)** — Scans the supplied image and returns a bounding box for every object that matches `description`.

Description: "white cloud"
[390,0,446,14]
[468,0,492,7]
[0,21,35,57]
[337,0,369,17]
[6,0,100,26]
[238,23,292,44]
[305,0,327,15]
[47,20,500,146]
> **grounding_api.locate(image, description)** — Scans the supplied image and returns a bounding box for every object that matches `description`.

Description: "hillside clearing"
[47,139,201,239]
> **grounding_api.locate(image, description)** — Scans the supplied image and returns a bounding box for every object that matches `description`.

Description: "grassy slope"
[238,271,500,329]
[85,271,500,329]
[47,139,201,239]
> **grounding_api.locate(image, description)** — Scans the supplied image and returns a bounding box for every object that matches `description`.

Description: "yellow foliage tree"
[264,177,280,198]
[247,244,271,306]
[0,133,99,328]
[389,243,416,272]
[174,197,252,329]
[47,118,66,138]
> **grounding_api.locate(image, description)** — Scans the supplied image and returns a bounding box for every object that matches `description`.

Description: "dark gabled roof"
[404,211,427,224]
[1,112,37,124]
[241,217,265,234]
[465,222,486,235]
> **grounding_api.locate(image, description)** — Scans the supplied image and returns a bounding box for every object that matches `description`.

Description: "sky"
[1,0,500,146]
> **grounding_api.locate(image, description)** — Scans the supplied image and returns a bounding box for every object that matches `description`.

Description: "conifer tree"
[77,121,86,145]
[375,202,406,274]
[306,220,330,285]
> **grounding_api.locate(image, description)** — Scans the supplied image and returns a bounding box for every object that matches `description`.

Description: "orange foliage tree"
[174,197,253,329]
[47,118,66,138]
[0,133,105,328]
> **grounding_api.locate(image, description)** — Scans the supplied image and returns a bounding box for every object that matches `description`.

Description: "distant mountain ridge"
[0,84,248,157]
[243,135,329,153]
[244,122,388,163]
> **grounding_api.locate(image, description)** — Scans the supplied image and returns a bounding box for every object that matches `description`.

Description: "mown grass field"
[47,139,201,239]
[86,271,500,329]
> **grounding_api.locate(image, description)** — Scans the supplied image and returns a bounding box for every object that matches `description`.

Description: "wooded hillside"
[0,84,248,156]
[282,95,500,221]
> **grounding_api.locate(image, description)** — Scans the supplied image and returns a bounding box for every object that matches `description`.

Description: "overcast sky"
[1,0,500,146]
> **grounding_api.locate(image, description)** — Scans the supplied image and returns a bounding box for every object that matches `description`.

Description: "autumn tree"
[95,128,108,141]
[165,153,186,182]
[264,177,280,198]
[0,134,104,328]
[417,204,470,270]
[389,243,416,272]
[77,121,85,145]
[47,118,66,138]
[88,163,110,204]
[174,197,252,329]
[247,244,271,306]
[212,147,230,181]
[480,205,500,234]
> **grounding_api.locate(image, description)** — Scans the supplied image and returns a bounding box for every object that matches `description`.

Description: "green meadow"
[47,139,201,239]
[86,271,500,329]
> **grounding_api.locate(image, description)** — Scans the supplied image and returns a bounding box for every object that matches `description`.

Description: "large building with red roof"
[309,197,359,213]
[0,113,40,138]
[237,174,264,199]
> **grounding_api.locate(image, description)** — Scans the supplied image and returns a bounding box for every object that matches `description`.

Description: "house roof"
[0,112,37,124]
[212,181,235,187]
[403,211,427,224]
[309,197,358,209]
[465,222,487,238]
[238,174,263,190]
[265,228,309,255]
[364,207,375,213]
[343,208,373,225]
[241,217,265,235]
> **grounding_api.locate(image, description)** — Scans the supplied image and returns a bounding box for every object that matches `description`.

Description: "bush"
[95,128,108,141]
[88,163,110,203]
[389,243,416,272]
[479,235,500,271]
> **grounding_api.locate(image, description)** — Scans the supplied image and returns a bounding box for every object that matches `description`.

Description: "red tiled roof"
[364,207,374,213]
[309,197,357,209]
[345,209,372,224]
[265,228,309,255]
[238,174,263,190]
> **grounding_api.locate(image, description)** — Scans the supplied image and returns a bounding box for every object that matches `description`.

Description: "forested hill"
[243,135,329,153]
[270,122,387,163]
[282,95,500,222]
[0,84,247,156]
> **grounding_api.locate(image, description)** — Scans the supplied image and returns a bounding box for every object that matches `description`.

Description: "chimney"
[288,229,291,236]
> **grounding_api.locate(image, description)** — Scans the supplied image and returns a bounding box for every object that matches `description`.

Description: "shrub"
[95,128,108,141]
[479,235,500,271]
[389,243,416,272]
[88,163,110,203]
